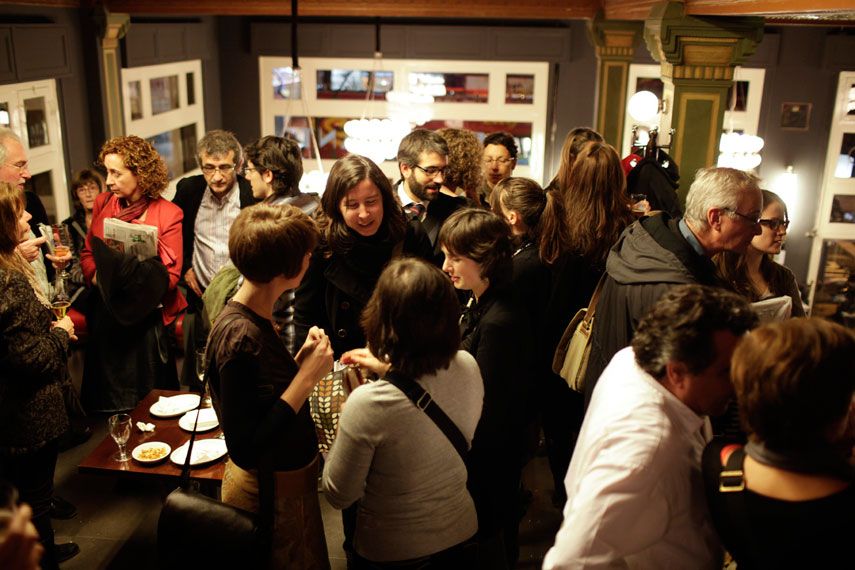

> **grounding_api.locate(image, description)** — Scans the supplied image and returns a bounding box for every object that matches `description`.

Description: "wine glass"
[196,347,211,407]
[108,413,132,462]
[50,224,72,281]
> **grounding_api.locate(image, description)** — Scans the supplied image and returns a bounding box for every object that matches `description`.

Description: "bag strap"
[384,370,469,464]
[716,444,757,551]
[582,272,608,324]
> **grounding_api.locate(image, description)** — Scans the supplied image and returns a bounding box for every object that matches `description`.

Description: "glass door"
[0,79,69,223]
[807,71,855,328]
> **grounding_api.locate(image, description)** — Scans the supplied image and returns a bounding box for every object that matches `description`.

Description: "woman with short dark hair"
[322,258,483,568]
[704,318,855,569]
[439,208,533,569]
[207,203,332,569]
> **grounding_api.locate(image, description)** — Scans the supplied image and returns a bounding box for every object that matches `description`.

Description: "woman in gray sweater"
[323,258,483,568]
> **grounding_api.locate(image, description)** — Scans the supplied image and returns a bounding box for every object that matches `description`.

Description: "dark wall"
[216,18,597,178]
[745,28,855,288]
[0,4,96,180]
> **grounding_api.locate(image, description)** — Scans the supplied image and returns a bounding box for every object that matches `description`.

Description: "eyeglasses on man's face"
[759,218,790,231]
[724,208,761,225]
[413,164,448,178]
[483,157,513,166]
[201,164,236,176]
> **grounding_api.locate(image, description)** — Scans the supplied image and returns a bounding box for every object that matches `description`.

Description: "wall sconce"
[628,90,660,124]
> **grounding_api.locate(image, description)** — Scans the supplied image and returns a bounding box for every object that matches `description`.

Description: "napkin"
[136,421,155,432]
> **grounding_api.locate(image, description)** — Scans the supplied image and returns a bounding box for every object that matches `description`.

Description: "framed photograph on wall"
[781,102,812,130]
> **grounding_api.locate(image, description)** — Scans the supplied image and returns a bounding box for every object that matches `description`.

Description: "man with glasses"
[581,166,763,404]
[173,130,255,385]
[396,128,464,265]
[481,131,518,205]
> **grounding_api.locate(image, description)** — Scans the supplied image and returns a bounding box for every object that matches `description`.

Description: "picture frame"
[780,102,811,130]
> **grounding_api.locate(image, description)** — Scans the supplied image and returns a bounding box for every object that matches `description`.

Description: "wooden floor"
[53,349,564,569]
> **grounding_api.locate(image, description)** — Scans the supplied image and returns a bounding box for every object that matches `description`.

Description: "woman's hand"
[295,326,326,366]
[53,315,77,342]
[281,330,333,412]
[341,348,390,377]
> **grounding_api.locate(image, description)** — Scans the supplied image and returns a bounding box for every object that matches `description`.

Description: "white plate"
[131,441,171,464]
[178,408,219,433]
[170,438,228,467]
[149,394,201,418]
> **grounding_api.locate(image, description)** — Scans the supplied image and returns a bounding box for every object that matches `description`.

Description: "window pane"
[847,83,854,115]
[316,70,393,100]
[409,72,488,103]
[23,171,56,223]
[831,194,855,223]
[422,119,532,165]
[186,73,196,106]
[813,239,855,328]
[0,102,9,128]
[506,74,534,104]
[128,81,143,120]
[274,115,355,160]
[23,96,49,148]
[725,81,750,112]
[147,124,198,179]
[273,67,301,100]
[835,132,855,179]
[635,77,664,101]
[150,75,180,115]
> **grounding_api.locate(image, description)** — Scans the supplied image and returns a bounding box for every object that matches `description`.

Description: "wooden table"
[78,389,227,482]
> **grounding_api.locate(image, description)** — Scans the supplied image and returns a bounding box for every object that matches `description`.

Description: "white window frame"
[259,56,550,185]
[0,79,69,222]
[121,59,205,199]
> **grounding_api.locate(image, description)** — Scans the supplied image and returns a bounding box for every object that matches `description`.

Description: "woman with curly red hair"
[79,135,187,412]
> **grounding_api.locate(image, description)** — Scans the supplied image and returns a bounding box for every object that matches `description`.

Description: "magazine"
[751,295,793,323]
[103,218,158,260]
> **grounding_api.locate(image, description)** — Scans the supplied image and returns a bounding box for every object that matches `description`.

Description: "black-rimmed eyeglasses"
[759,218,790,231]
[201,164,236,175]
[413,164,448,178]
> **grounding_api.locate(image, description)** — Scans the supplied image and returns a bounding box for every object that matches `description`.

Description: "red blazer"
[80,192,187,326]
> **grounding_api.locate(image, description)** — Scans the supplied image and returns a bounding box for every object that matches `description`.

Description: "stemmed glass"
[196,347,212,407]
[108,413,132,462]
[50,224,72,319]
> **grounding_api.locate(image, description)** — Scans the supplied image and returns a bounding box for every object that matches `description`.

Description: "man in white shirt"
[544,284,757,570]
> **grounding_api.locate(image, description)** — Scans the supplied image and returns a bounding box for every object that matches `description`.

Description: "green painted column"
[589,17,643,151]
[644,1,763,200]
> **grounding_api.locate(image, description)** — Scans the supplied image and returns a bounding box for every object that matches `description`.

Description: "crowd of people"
[0,120,852,570]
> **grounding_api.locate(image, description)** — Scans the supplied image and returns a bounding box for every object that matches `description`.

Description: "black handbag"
[157,399,273,568]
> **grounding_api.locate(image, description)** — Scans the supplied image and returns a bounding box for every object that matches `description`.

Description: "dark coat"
[582,214,718,404]
[293,220,432,357]
[172,174,255,291]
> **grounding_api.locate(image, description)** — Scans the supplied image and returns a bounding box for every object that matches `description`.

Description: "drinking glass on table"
[196,346,212,407]
[108,413,132,462]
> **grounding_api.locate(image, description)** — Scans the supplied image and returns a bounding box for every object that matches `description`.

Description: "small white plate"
[149,394,201,418]
[178,408,219,433]
[131,441,171,464]
[170,438,228,467]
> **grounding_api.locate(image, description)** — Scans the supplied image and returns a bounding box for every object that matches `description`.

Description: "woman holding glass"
[79,136,186,412]
[207,203,332,568]
[0,182,76,570]
[324,258,483,568]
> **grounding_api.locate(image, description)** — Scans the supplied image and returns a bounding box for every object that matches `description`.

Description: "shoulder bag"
[552,273,606,393]
[157,396,273,568]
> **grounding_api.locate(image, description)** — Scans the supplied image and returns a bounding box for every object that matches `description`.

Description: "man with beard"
[396,128,465,265]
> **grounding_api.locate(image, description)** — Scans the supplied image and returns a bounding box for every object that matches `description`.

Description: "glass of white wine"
[108,413,132,462]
